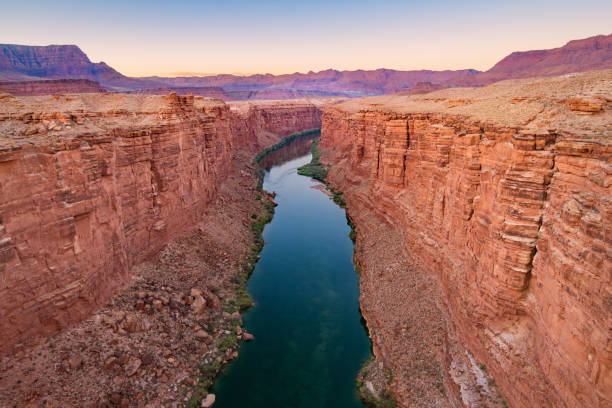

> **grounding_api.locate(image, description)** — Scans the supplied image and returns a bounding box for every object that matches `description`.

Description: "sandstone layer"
[0,79,106,96]
[320,70,611,408]
[0,93,321,354]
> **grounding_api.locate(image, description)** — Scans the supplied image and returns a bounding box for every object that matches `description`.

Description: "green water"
[211,137,371,408]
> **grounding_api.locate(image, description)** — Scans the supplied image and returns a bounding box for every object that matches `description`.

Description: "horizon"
[2,0,612,77]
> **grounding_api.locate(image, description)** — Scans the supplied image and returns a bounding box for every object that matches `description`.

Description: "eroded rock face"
[0,93,321,354]
[229,100,322,150]
[320,71,611,408]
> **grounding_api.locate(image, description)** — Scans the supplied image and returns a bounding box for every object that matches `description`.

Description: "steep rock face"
[0,79,106,95]
[0,93,321,354]
[0,94,233,354]
[229,100,322,150]
[320,71,611,408]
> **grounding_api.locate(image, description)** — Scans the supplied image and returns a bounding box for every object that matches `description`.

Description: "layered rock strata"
[0,79,106,96]
[320,70,611,408]
[229,99,324,149]
[0,92,321,354]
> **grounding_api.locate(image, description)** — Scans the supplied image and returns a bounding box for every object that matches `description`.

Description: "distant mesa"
[0,44,128,88]
[0,33,610,98]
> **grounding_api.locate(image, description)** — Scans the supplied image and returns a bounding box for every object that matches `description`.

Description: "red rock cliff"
[320,70,611,408]
[229,99,322,150]
[0,93,321,354]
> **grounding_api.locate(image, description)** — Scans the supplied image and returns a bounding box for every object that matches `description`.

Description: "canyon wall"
[320,71,611,408]
[228,100,323,150]
[0,93,321,354]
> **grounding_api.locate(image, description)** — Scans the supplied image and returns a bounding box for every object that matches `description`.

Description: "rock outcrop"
[0,93,321,354]
[229,99,324,149]
[320,70,611,408]
[0,79,106,95]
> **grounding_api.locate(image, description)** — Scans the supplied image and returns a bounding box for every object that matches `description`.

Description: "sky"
[1,0,611,77]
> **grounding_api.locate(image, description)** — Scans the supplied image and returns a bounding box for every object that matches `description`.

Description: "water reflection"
[258,131,319,170]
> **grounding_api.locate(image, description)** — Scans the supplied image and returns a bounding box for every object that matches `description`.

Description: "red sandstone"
[0,93,321,354]
[320,69,611,408]
[0,68,609,408]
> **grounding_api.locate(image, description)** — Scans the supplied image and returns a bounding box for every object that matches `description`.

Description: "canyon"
[0,66,610,407]
[319,69,611,407]
[0,92,322,355]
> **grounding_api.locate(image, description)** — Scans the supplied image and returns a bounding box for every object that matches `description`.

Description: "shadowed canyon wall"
[0,93,321,354]
[320,71,611,408]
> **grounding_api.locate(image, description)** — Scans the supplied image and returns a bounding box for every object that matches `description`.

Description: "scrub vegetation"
[297,139,329,182]
[254,129,321,190]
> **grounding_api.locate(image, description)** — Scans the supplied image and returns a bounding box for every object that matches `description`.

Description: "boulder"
[201,393,215,407]
[191,294,207,315]
[125,358,142,377]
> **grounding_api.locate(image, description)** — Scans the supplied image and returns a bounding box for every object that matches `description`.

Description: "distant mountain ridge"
[0,44,482,97]
[444,33,612,87]
[1,33,610,99]
[142,68,482,96]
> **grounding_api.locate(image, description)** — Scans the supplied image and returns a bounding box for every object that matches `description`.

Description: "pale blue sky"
[1,0,610,76]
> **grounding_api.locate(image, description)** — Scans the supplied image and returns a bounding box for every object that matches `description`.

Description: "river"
[211,135,370,408]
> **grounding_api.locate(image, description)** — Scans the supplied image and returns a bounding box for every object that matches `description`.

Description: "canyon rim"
[1,2,611,407]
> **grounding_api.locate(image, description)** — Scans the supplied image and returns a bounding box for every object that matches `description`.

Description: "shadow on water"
[211,134,372,408]
[257,131,319,171]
